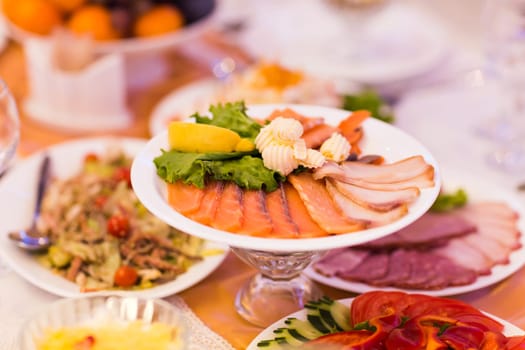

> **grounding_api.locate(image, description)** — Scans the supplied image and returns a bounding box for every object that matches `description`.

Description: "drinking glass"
[0,79,19,175]
[0,79,18,275]
[480,0,525,171]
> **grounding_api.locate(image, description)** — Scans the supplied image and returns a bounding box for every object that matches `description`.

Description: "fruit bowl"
[131,103,441,326]
[2,0,216,55]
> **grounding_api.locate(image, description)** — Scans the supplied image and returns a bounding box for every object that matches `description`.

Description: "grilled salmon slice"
[266,184,300,237]
[167,181,205,215]
[240,190,273,236]
[288,173,366,234]
[283,182,327,237]
[212,182,244,232]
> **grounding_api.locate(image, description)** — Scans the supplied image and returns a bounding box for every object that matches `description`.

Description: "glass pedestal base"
[231,247,324,327]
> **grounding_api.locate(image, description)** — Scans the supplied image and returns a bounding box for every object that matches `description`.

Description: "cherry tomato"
[107,213,129,238]
[113,166,131,187]
[94,195,107,209]
[84,153,99,163]
[114,265,138,287]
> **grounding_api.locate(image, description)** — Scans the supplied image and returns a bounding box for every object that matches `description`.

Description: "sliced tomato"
[351,291,407,325]
[402,297,484,319]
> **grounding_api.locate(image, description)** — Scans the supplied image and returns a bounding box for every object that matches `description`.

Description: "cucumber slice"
[257,338,288,349]
[319,297,352,331]
[256,297,351,349]
[284,318,324,340]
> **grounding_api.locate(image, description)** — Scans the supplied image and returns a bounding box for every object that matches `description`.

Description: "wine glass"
[0,79,19,276]
[479,0,525,171]
[0,79,19,176]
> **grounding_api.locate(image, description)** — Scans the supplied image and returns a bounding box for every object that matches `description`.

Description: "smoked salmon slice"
[283,182,327,238]
[188,181,223,225]
[240,190,273,236]
[288,173,366,234]
[266,108,324,132]
[302,124,338,149]
[266,184,299,237]
[167,181,205,215]
[212,182,244,232]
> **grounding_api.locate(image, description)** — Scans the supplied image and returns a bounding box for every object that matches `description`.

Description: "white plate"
[0,137,229,298]
[132,104,441,252]
[149,78,221,136]
[238,2,449,85]
[247,297,525,349]
[304,171,525,296]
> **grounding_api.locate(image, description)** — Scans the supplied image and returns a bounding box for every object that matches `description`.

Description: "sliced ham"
[326,180,407,227]
[458,234,511,265]
[458,202,519,221]
[337,253,389,282]
[434,239,493,275]
[363,211,477,248]
[312,200,521,291]
[313,248,369,277]
[475,225,521,249]
[333,179,420,211]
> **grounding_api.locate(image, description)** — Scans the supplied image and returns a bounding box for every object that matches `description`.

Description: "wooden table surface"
[2,33,525,349]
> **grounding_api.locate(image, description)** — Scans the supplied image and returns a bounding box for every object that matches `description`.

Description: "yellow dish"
[38,320,181,350]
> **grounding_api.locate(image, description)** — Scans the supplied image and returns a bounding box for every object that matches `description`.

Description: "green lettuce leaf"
[154,150,283,192]
[430,188,468,212]
[192,101,262,140]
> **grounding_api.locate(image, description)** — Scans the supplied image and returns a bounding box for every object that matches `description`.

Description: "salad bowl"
[131,103,441,326]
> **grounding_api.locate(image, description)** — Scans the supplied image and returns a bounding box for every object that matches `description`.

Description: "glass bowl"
[18,296,187,349]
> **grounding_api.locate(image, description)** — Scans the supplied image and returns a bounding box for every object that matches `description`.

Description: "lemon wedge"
[168,122,244,153]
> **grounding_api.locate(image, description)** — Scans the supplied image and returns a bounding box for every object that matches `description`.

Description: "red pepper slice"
[505,335,525,350]
[305,330,375,349]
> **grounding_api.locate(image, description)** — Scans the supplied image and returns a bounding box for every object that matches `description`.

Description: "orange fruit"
[133,5,184,38]
[49,0,87,13]
[4,0,62,35]
[66,4,120,41]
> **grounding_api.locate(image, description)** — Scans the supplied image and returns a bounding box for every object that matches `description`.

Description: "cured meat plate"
[305,171,525,296]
